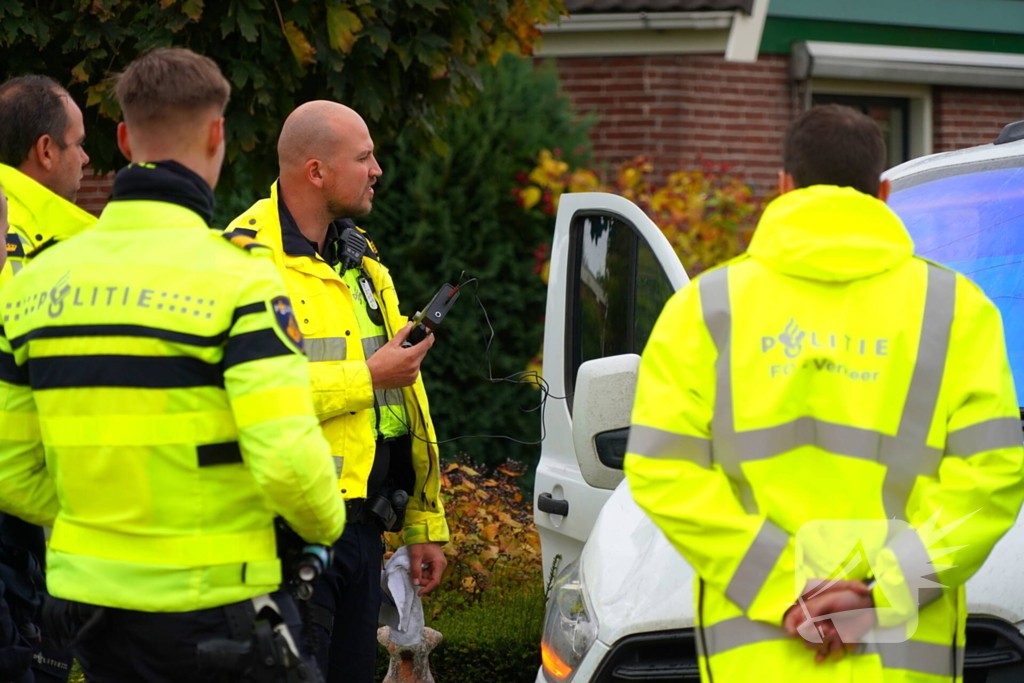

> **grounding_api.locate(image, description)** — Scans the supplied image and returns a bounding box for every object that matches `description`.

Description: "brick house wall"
[76,170,114,216]
[556,53,1024,195]
[933,86,1024,152]
[556,54,793,195]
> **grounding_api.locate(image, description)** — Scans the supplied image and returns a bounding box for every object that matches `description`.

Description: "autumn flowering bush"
[519,150,766,380]
[518,149,765,276]
[387,459,542,616]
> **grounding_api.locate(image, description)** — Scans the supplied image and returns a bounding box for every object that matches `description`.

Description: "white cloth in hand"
[379,546,425,646]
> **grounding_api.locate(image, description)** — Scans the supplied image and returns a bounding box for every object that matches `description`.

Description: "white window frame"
[809,79,933,161]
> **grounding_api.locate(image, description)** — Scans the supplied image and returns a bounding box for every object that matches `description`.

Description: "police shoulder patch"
[222,229,268,253]
[6,234,25,260]
[271,296,305,353]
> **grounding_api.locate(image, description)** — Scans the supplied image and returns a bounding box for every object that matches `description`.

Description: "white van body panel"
[581,480,697,645]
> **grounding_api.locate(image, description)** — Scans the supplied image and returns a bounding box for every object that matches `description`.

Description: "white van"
[533,123,1024,683]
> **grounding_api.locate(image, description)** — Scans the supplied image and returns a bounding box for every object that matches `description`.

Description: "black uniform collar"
[276,182,355,267]
[110,160,215,226]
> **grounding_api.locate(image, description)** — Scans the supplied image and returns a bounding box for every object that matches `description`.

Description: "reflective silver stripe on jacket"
[361,334,404,407]
[724,520,789,611]
[362,335,387,358]
[333,455,344,478]
[626,425,711,468]
[699,266,756,511]
[887,525,943,608]
[629,408,1018,469]
[946,417,1023,457]
[880,265,956,519]
[702,615,788,655]
[305,337,348,362]
[861,639,958,677]
[704,614,958,676]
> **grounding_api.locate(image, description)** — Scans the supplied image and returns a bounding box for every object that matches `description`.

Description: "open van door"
[534,193,689,579]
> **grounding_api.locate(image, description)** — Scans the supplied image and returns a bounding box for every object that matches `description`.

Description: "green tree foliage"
[359,55,592,475]
[0,0,565,212]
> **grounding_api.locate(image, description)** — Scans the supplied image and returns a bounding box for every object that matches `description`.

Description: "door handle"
[538,492,569,516]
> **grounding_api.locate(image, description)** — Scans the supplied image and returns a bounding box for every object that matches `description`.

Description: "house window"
[808,79,933,166]
[812,93,910,168]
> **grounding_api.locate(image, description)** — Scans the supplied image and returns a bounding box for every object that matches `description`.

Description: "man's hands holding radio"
[367,322,435,390]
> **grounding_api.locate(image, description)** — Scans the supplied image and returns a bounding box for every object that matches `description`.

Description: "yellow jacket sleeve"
[624,277,797,626]
[308,359,375,421]
[224,258,346,546]
[872,276,1024,627]
[0,325,58,527]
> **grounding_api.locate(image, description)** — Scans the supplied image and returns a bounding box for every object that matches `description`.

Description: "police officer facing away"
[0,75,96,288]
[226,101,450,682]
[0,48,345,682]
[624,105,1024,682]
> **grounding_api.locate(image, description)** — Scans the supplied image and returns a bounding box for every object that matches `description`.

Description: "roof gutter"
[793,41,1024,90]
[540,11,734,33]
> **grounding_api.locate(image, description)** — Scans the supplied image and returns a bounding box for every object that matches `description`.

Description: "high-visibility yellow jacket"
[0,196,346,612]
[0,163,96,289]
[226,182,449,545]
[624,185,1024,683]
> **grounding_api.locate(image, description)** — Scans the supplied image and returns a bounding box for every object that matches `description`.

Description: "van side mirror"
[572,354,640,490]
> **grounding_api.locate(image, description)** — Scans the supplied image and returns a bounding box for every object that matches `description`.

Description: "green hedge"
[359,55,592,477]
[376,579,547,683]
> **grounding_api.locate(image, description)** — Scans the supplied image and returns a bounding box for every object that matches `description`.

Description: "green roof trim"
[768,0,1024,37]
[761,18,1024,57]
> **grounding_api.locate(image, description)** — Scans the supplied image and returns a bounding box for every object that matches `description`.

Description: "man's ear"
[207,117,225,157]
[34,135,56,172]
[305,158,326,189]
[116,122,133,162]
[876,178,891,203]
[778,170,797,195]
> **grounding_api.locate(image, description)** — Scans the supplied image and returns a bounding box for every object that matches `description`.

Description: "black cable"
[380,278,570,447]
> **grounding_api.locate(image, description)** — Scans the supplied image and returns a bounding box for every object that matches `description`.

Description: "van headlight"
[541,558,599,682]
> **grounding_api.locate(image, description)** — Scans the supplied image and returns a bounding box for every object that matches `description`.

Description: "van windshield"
[890,160,1024,400]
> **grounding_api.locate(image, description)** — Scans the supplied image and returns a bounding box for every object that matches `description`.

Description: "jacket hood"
[747,185,914,282]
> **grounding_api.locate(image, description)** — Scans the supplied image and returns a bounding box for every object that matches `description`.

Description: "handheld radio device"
[402,283,460,348]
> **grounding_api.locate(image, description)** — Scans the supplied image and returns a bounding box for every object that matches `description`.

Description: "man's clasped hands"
[782,579,878,663]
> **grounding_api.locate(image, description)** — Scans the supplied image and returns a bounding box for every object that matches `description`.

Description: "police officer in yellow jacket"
[624,104,1024,682]
[226,101,449,682]
[0,75,96,289]
[0,74,96,683]
[0,49,345,683]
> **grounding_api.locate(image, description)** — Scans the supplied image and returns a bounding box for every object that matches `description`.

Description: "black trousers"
[307,520,383,683]
[74,592,311,683]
